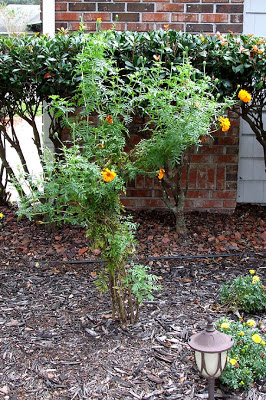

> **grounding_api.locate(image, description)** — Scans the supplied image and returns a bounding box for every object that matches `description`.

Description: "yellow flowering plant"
[219,270,266,313]
[217,317,265,389]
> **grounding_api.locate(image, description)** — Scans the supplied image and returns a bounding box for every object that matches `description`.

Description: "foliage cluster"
[216,317,265,389]
[0,29,265,205]
[220,270,266,313]
[18,31,162,324]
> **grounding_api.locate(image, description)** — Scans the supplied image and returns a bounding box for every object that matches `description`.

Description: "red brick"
[172,13,198,22]
[186,190,208,198]
[202,0,229,2]
[230,14,243,23]
[201,14,229,23]
[217,24,243,33]
[188,166,197,188]
[184,199,195,209]
[198,166,207,189]
[186,24,214,33]
[213,155,238,163]
[194,199,223,208]
[216,166,225,190]
[212,191,236,199]
[113,13,139,21]
[199,145,223,154]
[173,0,200,2]
[56,12,81,21]
[187,4,213,13]
[136,175,144,188]
[128,3,154,12]
[69,3,95,11]
[156,23,184,31]
[143,13,170,22]
[223,200,237,209]
[98,3,125,12]
[126,189,153,197]
[84,13,111,21]
[156,3,184,12]
[207,166,215,189]
[127,22,155,30]
[216,5,243,13]
[55,3,67,11]
[190,154,210,163]
[55,22,67,30]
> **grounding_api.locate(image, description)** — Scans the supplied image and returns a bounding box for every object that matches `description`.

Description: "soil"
[0,204,265,400]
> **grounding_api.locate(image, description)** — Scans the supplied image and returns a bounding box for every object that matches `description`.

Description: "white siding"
[237,118,266,203]
[237,0,266,204]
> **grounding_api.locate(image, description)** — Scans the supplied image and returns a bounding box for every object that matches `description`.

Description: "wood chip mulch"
[0,204,265,400]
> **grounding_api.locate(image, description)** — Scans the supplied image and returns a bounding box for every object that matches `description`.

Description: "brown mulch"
[0,204,265,400]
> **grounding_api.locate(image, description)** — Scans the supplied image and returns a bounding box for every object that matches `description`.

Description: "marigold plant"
[219,270,266,313]
[217,318,265,389]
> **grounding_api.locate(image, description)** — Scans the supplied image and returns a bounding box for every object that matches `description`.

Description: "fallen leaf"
[78,247,88,255]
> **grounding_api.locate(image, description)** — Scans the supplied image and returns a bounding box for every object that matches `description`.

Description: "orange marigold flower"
[101,168,117,182]
[258,49,264,54]
[238,89,252,103]
[252,45,258,52]
[97,18,102,22]
[106,115,113,124]
[153,55,160,62]
[158,168,165,180]
[218,116,231,132]
[164,24,169,30]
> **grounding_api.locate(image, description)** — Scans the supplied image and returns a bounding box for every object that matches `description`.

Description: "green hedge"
[0,30,265,202]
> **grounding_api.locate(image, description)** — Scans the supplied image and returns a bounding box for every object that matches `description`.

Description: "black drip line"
[32,251,266,265]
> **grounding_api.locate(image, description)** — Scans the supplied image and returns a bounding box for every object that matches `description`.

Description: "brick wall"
[53,0,242,212]
[122,110,239,212]
[55,0,244,33]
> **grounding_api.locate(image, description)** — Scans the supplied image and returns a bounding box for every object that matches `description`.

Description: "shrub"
[217,317,265,389]
[219,270,266,313]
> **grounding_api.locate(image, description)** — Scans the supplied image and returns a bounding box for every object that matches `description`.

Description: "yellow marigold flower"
[97,18,102,22]
[0,213,3,218]
[247,319,256,327]
[221,322,230,330]
[249,269,256,275]
[101,168,117,182]
[218,116,231,132]
[164,24,169,30]
[106,115,113,124]
[238,331,245,337]
[252,275,260,284]
[238,89,252,103]
[229,358,238,366]
[158,168,165,180]
[252,334,262,344]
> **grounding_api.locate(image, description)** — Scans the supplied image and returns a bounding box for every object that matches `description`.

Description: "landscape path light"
[188,316,234,400]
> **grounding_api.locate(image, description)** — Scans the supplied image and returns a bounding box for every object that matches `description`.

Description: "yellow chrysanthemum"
[252,334,262,344]
[0,213,3,218]
[221,322,230,330]
[247,319,256,327]
[252,275,260,284]
[101,168,117,182]
[218,116,231,132]
[238,89,252,103]
[238,331,245,337]
[229,358,238,366]
[249,269,256,275]
[158,168,165,180]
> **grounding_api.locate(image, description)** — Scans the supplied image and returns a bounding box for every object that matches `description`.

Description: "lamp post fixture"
[189,316,234,400]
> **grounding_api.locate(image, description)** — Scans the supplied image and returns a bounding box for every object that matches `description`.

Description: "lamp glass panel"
[195,351,227,378]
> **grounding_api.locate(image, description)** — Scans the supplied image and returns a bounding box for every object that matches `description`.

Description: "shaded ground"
[0,204,265,400]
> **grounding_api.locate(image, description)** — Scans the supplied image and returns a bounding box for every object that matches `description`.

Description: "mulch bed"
[0,204,265,400]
